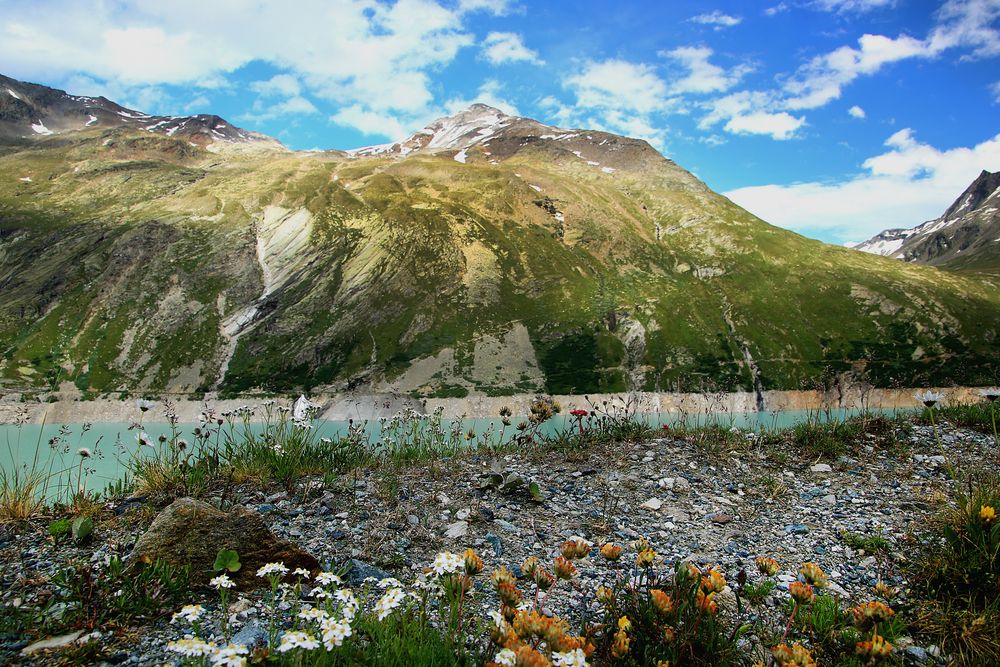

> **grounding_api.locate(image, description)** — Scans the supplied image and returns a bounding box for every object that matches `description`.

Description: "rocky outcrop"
[127,497,319,589]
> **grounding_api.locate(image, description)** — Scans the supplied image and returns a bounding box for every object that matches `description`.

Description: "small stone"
[484,533,503,557]
[456,508,472,521]
[810,463,833,473]
[784,523,809,535]
[406,514,420,527]
[445,520,469,539]
[673,477,692,494]
[710,513,732,525]
[231,621,267,649]
[21,631,83,655]
[640,498,663,511]
[822,494,837,506]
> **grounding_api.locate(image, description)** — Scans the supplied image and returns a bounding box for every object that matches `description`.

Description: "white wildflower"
[373,587,405,620]
[377,577,403,589]
[171,604,205,623]
[277,631,320,652]
[320,617,353,649]
[137,431,154,448]
[136,398,156,413]
[915,390,945,407]
[273,443,284,455]
[553,647,589,667]
[293,567,311,578]
[77,447,91,458]
[431,551,464,576]
[312,587,333,599]
[257,562,289,578]
[211,644,248,667]
[979,387,1000,402]
[166,638,215,657]
[299,607,329,622]
[494,648,517,666]
[210,574,235,589]
[315,572,342,586]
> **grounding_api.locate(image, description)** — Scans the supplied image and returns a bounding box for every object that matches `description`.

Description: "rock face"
[127,497,318,589]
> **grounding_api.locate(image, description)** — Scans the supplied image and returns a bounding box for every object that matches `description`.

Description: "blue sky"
[1,0,998,243]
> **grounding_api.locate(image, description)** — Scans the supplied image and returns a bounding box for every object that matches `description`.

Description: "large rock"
[127,497,318,589]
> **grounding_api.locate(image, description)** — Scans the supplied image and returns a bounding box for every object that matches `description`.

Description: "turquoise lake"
[1,408,917,503]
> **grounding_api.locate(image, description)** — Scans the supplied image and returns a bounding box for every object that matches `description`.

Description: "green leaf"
[214,548,241,573]
[71,516,93,544]
[528,481,543,502]
[48,518,71,539]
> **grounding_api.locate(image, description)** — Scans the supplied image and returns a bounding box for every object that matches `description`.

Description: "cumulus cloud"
[690,11,743,28]
[699,90,806,140]
[848,104,866,118]
[444,79,520,115]
[481,32,540,64]
[662,46,751,94]
[0,0,484,137]
[724,129,1000,242]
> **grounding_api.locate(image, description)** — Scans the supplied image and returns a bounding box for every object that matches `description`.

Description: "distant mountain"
[0,73,279,148]
[853,170,1000,273]
[1,74,999,398]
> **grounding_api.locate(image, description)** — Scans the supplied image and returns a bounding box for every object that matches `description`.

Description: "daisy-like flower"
[312,587,333,599]
[77,447,91,458]
[553,647,589,667]
[210,574,235,589]
[377,577,403,589]
[494,648,517,666]
[320,617,353,649]
[171,604,205,623]
[978,387,1000,403]
[137,431,154,448]
[211,644,248,667]
[299,607,329,622]
[293,568,311,578]
[335,588,358,614]
[277,631,320,652]
[273,443,284,455]
[257,562,289,578]
[374,587,406,620]
[431,551,464,576]
[166,638,215,657]
[136,398,156,413]
[914,390,944,408]
[315,572,343,587]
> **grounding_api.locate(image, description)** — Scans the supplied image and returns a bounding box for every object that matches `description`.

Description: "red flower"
[570,409,588,417]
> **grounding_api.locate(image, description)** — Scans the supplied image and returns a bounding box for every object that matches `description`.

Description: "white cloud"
[814,0,896,12]
[662,46,751,94]
[560,59,676,148]
[241,96,319,123]
[0,0,484,136]
[481,32,540,64]
[330,105,409,139]
[783,33,929,110]
[564,59,671,114]
[992,80,1000,101]
[724,111,805,139]
[690,11,743,28]
[765,3,790,16]
[848,104,866,118]
[699,90,805,140]
[928,0,1000,58]
[250,74,302,98]
[724,129,1000,242]
[445,79,520,115]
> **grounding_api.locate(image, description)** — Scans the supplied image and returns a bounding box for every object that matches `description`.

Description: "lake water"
[1,407,916,503]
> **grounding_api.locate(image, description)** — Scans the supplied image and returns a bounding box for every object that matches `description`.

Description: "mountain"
[1,74,998,399]
[853,170,1000,273]
[0,73,279,148]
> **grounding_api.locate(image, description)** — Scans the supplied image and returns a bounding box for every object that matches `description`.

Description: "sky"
[1,0,999,244]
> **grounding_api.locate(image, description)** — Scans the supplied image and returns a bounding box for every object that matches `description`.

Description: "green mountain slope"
[1,81,998,398]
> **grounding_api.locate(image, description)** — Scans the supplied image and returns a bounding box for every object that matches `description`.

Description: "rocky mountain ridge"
[853,170,1000,273]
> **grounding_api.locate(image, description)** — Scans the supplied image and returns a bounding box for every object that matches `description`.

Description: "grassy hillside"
[1,127,998,398]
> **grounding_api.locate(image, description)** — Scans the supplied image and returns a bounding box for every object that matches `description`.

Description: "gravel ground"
[2,419,997,665]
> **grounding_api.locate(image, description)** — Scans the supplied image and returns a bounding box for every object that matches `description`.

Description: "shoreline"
[0,385,989,424]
